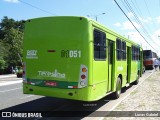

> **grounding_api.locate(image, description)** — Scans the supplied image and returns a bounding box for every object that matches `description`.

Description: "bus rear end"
[23,17,92,101]
[143,50,155,69]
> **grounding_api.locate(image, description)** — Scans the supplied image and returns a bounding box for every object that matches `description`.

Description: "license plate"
[45,81,57,87]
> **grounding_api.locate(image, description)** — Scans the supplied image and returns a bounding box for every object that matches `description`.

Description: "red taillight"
[78,65,88,88]
[68,86,78,88]
[81,74,86,79]
[73,86,78,88]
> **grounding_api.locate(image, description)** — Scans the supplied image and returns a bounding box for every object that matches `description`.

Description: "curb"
[98,71,154,120]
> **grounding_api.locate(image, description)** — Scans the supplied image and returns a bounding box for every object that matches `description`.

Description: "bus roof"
[26,16,142,48]
[89,18,141,48]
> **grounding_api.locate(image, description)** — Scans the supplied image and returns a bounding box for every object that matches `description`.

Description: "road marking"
[0,87,22,93]
[20,95,35,99]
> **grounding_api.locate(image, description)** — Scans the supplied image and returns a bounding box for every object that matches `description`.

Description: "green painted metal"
[26,78,78,88]
[23,16,143,101]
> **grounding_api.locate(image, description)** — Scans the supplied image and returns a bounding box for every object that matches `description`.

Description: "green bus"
[23,16,143,101]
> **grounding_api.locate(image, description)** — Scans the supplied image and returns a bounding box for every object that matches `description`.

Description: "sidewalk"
[0,74,16,79]
[104,71,160,119]
[0,74,22,86]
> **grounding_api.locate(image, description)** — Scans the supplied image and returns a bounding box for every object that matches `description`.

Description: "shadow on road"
[1,86,133,119]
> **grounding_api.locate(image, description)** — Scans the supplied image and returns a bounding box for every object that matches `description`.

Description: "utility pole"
[87,13,106,21]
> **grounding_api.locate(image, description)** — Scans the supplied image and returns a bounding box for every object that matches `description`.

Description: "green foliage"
[0,16,24,74]
[0,59,7,74]
[0,40,8,73]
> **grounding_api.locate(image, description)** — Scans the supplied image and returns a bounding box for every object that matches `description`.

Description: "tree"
[0,16,24,30]
[4,28,23,67]
[0,16,16,40]
[0,16,24,74]
[0,40,7,74]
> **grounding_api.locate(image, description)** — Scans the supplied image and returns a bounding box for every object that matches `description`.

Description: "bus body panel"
[130,61,138,82]
[23,17,94,101]
[23,16,142,101]
[143,50,157,69]
[115,61,127,88]
[24,17,90,84]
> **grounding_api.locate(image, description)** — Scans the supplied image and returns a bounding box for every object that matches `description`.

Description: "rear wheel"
[133,72,139,85]
[142,66,145,74]
[113,77,122,99]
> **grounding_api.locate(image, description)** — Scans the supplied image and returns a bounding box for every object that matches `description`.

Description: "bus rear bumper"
[23,83,106,101]
[23,80,109,102]
[145,65,154,70]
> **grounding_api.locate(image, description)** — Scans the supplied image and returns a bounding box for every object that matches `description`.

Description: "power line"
[124,0,160,48]
[131,0,143,19]
[143,0,158,31]
[129,0,152,33]
[122,0,156,44]
[19,0,57,16]
[120,0,160,50]
[121,0,153,43]
[130,0,154,33]
[113,0,157,52]
[144,0,152,16]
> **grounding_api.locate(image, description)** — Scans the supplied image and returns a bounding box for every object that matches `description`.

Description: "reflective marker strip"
[30,82,35,85]
[68,86,78,88]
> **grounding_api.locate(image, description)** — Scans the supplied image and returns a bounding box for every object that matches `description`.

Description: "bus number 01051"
[61,50,81,58]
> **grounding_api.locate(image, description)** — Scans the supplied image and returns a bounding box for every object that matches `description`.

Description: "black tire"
[113,77,122,99]
[151,65,154,70]
[133,72,139,85]
[133,78,139,85]
[144,66,146,73]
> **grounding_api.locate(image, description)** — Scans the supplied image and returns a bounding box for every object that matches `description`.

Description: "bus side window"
[116,38,121,60]
[122,41,126,60]
[132,46,140,61]
[94,29,106,60]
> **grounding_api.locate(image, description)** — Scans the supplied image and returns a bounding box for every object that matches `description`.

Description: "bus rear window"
[143,50,152,59]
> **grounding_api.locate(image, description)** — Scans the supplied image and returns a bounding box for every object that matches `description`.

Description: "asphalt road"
[0,70,153,120]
